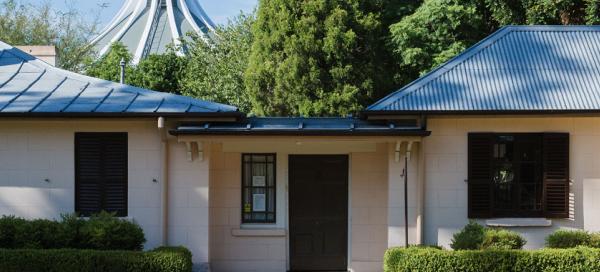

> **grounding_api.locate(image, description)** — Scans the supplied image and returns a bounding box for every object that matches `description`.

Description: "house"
[0,25,599,272]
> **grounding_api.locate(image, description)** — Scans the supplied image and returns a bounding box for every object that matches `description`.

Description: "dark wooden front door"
[289,155,348,272]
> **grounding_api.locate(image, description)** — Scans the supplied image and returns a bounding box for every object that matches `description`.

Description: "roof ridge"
[367,26,515,111]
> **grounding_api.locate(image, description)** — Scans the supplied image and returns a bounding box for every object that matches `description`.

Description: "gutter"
[158,117,169,245]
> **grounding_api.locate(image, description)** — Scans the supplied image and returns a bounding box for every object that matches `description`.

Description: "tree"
[0,0,100,72]
[245,0,408,116]
[131,52,187,95]
[180,12,255,112]
[84,42,134,84]
[389,0,487,79]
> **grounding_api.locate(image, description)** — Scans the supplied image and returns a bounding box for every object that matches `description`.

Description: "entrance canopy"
[170,117,430,136]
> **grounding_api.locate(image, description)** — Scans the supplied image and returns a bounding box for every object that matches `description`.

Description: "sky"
[22,0,257,27]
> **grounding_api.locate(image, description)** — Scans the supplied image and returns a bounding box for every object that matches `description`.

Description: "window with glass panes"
[242,154,276,223]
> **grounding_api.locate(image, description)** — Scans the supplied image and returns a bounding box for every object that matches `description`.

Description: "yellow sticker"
[244,203,251,213]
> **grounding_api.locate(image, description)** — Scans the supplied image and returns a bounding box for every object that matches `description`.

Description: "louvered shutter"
[75,133,128,217]
[542,133,569,218]
[468,133,493,218]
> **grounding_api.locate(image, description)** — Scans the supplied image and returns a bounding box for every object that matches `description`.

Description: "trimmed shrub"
[384,247,600,272]
[79,212,146,250]
[450,220,485,250]
[482,229,526,250]
[451,221,526,250]
[0,212,145,250]
[546,230,590,248]
[0,246,192,272]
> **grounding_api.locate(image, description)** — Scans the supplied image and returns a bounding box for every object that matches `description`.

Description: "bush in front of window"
[77,211,146,250]
[450,220,486,250]
[384,247,600,272]
[482,229,527,250]
[0,212,146,251]
[0,246,192,272]
[451,221,526,250]
[545,229,600,248]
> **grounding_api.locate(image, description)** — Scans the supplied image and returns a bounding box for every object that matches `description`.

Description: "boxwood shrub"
[545,229,600,248]
[0,212,145,250]
[384,247,600,272]
[0,246,192,272]
[450,221,526,250]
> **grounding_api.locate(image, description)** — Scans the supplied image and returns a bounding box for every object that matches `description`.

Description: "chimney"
[15,45,58,66]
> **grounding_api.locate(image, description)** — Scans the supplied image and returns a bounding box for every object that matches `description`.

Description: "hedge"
[0,246,192,272]
[0,212,145,250]
[384,247,600,272]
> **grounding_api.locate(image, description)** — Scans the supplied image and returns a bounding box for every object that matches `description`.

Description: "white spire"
[90,0,215,63]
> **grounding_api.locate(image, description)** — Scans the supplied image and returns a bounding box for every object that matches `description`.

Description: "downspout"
[158,117,169,245]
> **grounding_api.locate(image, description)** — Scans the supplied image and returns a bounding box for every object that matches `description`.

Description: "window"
[468,133,569,219]
[242,154,276,223]
[75,133,128,217]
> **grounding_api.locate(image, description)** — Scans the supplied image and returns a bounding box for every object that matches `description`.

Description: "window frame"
[468,132,570,219]
[241,153,277,224]
[489,133,544,218]
[74,132,128,217]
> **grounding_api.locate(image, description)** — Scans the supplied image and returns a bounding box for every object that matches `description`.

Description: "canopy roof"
[171,117,429,136]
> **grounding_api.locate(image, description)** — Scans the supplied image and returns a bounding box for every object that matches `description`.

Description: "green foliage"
[0,0,99,72]
[0,212,145,250]
[450,221,486,250]
[384,247,600,272]
[389,0,487,79]
[0,246,192,272]
[482,228,526,250]
[78,211,146,251]
[246,0,407,116]
[546,229,594,248]
[180,12,255,112]
[451,221,525,250]
[131,52,187,95]
[85,42,134,84]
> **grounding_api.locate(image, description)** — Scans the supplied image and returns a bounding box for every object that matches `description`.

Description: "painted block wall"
[350,143,389,272]
[386,143,420,247]
[207,141,390,272]
[208,143,286,272]
[168,140,211,263]
[0,119,163,250]
[423,117,594,249]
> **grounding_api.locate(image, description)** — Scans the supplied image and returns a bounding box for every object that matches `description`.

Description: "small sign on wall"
[252,176,266,187]
[252,193,266,212]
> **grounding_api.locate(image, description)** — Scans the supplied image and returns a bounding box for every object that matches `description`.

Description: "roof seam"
[59,82,90,112]
[30,76,68,112]
[0,69,46,112]
[92,88,115,112]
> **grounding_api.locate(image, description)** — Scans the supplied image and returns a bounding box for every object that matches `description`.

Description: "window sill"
[485,218,552,227]
[231,228,286,237]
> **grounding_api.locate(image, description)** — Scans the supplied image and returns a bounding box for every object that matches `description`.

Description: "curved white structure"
[91,0,215,63]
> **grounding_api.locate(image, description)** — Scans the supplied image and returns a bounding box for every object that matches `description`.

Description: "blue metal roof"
[171,117,429,136]
[368,26,600,113]
[0,41,237,116]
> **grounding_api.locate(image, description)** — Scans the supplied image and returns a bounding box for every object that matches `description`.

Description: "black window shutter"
[542,133,569,218]
[468,133,493,218]
[75,133,128,217]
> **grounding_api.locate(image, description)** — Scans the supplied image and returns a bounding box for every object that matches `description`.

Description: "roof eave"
[0,111,245,119]
[362,109,600,117]
[169,129,431,137]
